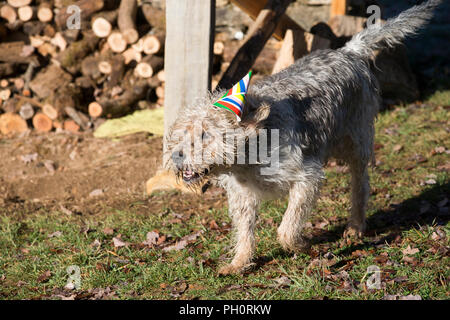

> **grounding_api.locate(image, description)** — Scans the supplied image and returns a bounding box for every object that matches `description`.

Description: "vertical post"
[164,0,215,145]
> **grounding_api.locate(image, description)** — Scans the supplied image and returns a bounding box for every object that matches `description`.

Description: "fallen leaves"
[162,230,203,252]
[47,231,63,238]
[392,144,403,152]
[102,227,114,235]
[112,237,127,248]
[37,270,52,283]
[402,245,420,256]
[142,231,159,246]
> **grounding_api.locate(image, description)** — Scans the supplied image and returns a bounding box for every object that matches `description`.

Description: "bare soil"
[0,131,226,216]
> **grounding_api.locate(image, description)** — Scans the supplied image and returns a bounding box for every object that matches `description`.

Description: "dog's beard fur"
[164,91,270,189]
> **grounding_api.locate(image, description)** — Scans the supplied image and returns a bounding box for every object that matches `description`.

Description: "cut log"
[32,112,52,132]
[75,75,95,89]
[118,0,138,44]
[104,54,125,90]
[65,106,88,129]
[134,62,152,78]
[23,21,45,36]
[7,0,32,8]
[0,89,12,100]
[0,63,16,77]
[44,23,56,37]
[81,55,101,80]
[107,31,127,53]
[122,47,141,64]
[63,119,80,133]
[92,17,112,38]
[156,70,165,82]
[29,64,72,98]
[50,32,68,51]
[88,101,103,118]
[140,3,165,31]
[142,33,164,55]
[55,0,104,29]
[13,78,25,90]
[0,4,17,24]
[42,103,58,120]
[98,60,112,74]
[131,38,144,52]
[98,77,149,117]
[213,41,225,56]
[0,112,28,135]
[52,120,62,129]
[155,86,165,99]
[218,0,293,90]
[229,0,304,41]
[19,102,34,120]
[57,31,100,73]
[17,5,34,22]
[135,55,164,79]
[0,79,9,88]
[37,3,53,23]
[330,0,347,18]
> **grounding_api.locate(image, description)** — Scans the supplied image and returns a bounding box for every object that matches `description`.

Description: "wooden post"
[330,0,347,17]
[146,0,215,195]
[164,0,215,139]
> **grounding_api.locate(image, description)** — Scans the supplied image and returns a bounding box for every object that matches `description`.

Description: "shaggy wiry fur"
[164,0,441,275]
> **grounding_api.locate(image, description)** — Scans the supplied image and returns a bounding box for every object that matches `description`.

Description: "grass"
[0,94,449,300]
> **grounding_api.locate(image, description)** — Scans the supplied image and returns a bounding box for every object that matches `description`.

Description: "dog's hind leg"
[344,158,370,238]
[219,178,260,275]
[277,179,320,252]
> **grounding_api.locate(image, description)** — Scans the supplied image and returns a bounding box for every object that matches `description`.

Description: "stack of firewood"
[0,0,173,135]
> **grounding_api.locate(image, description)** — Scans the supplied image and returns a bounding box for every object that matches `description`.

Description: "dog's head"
[164,82,270,187]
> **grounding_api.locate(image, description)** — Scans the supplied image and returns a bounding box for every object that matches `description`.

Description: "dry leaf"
[402,245,419,256]
[112,237,127,247]
[162,231,203,252]
[37,270,52,283]
[48,231,62,238]
[143,231,159,246]
[103,227,114,235]
[393,144,403,152]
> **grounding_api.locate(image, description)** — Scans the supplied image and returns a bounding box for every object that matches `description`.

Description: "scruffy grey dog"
[164,0,441,275]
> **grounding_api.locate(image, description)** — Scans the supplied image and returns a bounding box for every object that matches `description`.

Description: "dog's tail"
[343,0,442,58]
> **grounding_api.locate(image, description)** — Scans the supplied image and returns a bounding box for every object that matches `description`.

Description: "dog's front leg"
[219,181,259,275]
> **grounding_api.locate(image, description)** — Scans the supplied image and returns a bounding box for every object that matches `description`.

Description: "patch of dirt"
[0,131,160,205]
[0,131,227,216]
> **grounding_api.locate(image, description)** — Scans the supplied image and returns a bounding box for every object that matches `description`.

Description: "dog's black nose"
[172,150,185,169]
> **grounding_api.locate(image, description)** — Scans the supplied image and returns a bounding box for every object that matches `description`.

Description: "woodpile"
[0,0,420,137]
[0,0,167,135]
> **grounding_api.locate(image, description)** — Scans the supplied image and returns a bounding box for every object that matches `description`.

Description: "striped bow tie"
[213,71,252,121]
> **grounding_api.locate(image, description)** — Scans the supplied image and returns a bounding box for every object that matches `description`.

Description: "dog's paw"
[343,225,364,239]
[278,234,311,254]
[218,264,249,275]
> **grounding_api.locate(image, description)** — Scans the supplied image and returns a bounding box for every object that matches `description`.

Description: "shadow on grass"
[307,182,449,255]
[251,182,450,267]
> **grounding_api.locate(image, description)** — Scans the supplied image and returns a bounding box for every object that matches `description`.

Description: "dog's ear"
[240,102,270,130]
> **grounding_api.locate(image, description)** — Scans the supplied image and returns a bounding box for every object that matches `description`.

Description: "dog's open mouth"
[182,169,201,183]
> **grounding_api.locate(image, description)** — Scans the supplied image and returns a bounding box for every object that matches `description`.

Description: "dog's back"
[248,0,442,160]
